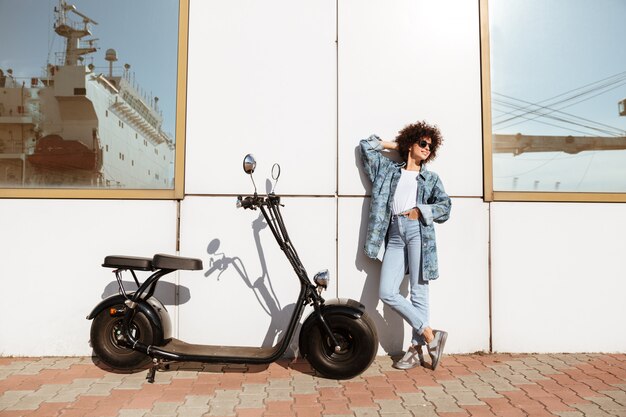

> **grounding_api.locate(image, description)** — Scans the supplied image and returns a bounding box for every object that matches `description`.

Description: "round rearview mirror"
[243,154,256,174]
[271,163,281,181]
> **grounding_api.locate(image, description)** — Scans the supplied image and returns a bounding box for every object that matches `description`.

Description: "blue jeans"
[379,216,429,346]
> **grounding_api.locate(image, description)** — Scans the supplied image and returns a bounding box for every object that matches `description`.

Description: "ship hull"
[26,134,97,171]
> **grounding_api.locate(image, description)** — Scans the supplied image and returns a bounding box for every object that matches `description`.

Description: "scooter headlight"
[314,269,330,289]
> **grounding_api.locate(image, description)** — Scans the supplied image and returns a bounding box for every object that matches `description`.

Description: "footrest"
[102,256,154,271]
[153,254,203,271]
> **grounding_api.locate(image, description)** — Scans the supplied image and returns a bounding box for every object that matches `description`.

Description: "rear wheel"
[302,313,378,379]
[90,305,155,370]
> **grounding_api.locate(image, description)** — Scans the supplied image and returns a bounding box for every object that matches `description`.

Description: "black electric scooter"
[87,154,378,381]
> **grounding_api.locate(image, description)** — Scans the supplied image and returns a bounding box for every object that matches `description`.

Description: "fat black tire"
[90,305,155,370]
[303,313,378,379]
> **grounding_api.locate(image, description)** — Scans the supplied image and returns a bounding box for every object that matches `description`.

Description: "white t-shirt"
[392,169,420,215]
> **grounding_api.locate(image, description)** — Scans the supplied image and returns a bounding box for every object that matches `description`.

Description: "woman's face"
[409,136,432,164]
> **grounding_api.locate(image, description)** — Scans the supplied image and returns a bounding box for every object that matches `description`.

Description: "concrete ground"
[0,353,624,417]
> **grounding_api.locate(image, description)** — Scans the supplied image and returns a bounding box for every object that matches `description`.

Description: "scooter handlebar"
[237,194,282,210]
[236,195,257,210]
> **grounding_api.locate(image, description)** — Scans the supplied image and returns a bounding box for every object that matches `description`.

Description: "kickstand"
[146,366,156,383]
[146,359,170,383]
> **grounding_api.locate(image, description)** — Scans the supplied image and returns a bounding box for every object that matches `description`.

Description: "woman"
[359,121,451,370]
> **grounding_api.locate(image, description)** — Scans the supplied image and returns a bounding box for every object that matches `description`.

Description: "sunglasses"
[417,140,432,151]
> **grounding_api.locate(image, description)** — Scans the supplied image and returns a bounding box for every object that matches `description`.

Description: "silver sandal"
[393,345,425,370]
[427,330,448,370]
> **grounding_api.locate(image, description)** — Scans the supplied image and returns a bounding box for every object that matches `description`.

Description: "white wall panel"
[178,196,336,352]
[0,200,177,356]
[338,0,483,197]
[491,202,626,352]
[337,197,490,355]
[4,1,624,362]
[185,0,336,195]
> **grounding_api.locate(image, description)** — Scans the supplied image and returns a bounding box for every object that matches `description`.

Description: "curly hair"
[395,121,443,164]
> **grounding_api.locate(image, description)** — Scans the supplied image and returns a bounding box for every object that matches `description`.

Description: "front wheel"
[90,305,156,370]
[302,313,378,379]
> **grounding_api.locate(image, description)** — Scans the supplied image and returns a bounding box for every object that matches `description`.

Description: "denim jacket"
[360,135,451,280]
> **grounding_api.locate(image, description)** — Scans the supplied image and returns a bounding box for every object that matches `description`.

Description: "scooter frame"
[88,192,376,381]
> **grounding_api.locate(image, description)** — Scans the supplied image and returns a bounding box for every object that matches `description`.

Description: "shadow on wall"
[354,145,407,356]
[205,212,298,356]
[101,280,191,306]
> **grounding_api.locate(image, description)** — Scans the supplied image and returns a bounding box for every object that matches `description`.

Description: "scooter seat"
[153,254,203,271]
[102,256,154,271]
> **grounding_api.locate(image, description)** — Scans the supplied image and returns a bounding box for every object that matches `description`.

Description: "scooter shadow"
[161,358,316,375]
[89,357,151,374]
[101,280,191,305]
[88,357,317,376]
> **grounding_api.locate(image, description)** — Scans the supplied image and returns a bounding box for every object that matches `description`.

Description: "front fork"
[309,288,343,353]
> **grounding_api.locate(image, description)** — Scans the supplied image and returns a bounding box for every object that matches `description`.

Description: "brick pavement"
[0,353,624,417]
